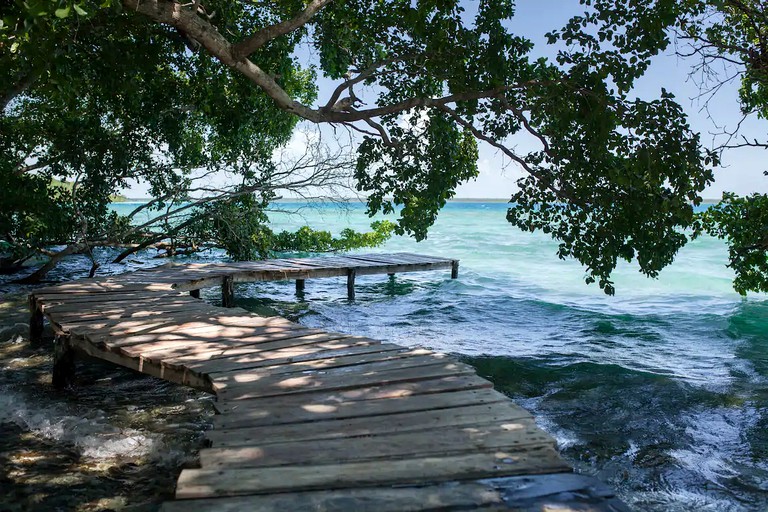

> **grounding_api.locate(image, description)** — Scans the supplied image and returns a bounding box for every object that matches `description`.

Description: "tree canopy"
[1,0,765,294]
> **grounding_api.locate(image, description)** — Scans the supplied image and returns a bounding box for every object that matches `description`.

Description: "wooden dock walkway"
[28,253,627,511]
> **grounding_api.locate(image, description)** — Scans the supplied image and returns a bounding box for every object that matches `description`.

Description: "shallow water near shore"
[2,200,768,511]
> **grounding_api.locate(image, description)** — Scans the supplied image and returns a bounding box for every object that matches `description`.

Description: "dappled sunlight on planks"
[26,253,603,510]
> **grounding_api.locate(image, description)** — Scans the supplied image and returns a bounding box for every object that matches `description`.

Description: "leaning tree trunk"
[15,243,87,283]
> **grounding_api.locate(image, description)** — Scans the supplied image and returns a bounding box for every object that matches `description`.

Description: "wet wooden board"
[160,483,506,512]
[174,448,570,499]
[27,253,592,511]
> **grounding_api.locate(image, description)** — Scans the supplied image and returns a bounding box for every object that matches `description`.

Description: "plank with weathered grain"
[83,322,303,352]
[41,296,199,315]
[159,482,505,512]
[213,374,495,413]
[209,400,533,444]
[200,422,553,468]
[162,336,382,369]
[109,324,318,351]
[135,333,355,365]
[195,342,408,375]
[33,291,186,308]
[214,360,476,399]
[213,375,492,407]
[48,302,213,324]
[174,448,570,499]
[69,312,290,338]
[210,353,456,389]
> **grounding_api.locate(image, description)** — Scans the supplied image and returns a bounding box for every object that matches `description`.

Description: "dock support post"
[451,260,459,279]
[52,334,75,389]
[29,298,44,343]
[296,279,305,294]
[189,289,201,299]
[222,276,234,308]
[347,269,356,300]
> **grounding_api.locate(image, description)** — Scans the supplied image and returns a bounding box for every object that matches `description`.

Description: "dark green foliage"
[697,193,768,295]
[1,0,762,293]
[272,221,395,253]
[673,0,768,295]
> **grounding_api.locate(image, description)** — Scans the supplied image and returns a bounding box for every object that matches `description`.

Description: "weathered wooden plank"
[279,257,355,269]
[88,319,300,350]
[200,421,553,468]
[214,374,494,414]
[48,302,213,324]
[343,253,419,265]
[204,345,425,377]
[61,304,252,331]
[220,375,492,406]
[209,399,532,444]
[354,262,453,276]
[70,311,289,338]
[33,282,174,294]
[48,302,211,321]
[134,333,354,366]
[389,252,453,263]
[41,296,199,314]
[34,291,186,308]
[214,360,476,399]
[212,387,511,426]
[160,483,505,512]
[162,336,377,369]
[174,448,570,498]
[348,253,453,266]
[114,326,323,354]
[210,353,457,391]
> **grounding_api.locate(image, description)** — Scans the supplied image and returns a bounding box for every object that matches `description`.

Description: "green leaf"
[55,6,71,18]
[73,4,87,16]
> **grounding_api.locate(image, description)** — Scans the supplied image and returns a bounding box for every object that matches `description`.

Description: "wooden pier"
[28,253,627,511]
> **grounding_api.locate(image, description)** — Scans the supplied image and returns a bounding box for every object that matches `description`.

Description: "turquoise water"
[8,201,768,511]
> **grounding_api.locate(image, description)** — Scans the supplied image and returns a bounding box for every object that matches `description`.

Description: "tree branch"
[232,0,333,60]
[1,65,47,114]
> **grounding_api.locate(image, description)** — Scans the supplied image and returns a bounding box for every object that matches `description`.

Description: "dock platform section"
[28,253,627,511]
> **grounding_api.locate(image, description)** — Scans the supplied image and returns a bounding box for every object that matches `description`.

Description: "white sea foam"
[670,406,765,484]
[0,386,165,461]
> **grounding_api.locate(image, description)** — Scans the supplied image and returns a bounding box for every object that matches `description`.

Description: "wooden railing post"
[451,260,459,279]
[222,276,235,307]
[296,279,305,294]
[347,269,356,300]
